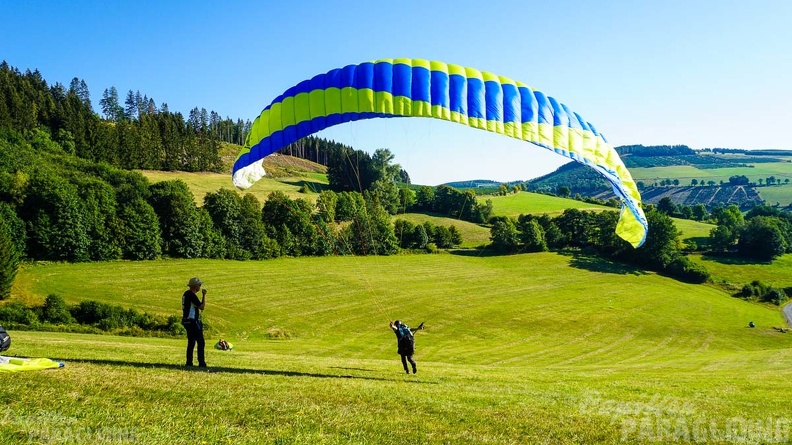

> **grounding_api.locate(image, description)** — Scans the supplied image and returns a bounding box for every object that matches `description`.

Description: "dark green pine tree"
[0,217,20,300]
[124,89,137,120]
[100,87,121,121]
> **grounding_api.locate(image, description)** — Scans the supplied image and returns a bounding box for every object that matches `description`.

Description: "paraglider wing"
[233,58,648,247]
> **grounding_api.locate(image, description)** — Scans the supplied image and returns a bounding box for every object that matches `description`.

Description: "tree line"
[0,129,464,300]
[1,62,422,183]
[488,208,710,284]
[0,294,184,336]
[709,148,792,156]
[651,196,792,261]
[0,61,236,172]
[616,144,695,157]
[706,204,792,262]
[284,136,411,185]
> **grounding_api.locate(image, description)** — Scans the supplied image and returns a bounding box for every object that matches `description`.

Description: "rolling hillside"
[488,192,613,217]
[139,154,328,204]
[528,147,792,208]
[5,254,792,443]
[12,254,792,364]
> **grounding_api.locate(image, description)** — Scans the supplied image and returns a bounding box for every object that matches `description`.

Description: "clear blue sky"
[2,0,790,185]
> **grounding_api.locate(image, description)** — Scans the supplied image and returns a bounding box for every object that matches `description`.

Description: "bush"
[664,256,710,284]
[682,240,698,253]
[71,300,113,325]
[41,294,75,324]
[167,315,186,335]
[0,302,39,325]
[68,299,174,333]
[739,281,787,305]
[765,288,788,306]
[747,280,769,297]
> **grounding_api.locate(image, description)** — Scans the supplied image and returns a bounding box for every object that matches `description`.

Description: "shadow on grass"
[683,236,710,247]
[448,248,501,257]
[699,253,772,266]
[68,358,431,383]
[558,251,647,276]
[329,366,376,372]
[279,179,328,192]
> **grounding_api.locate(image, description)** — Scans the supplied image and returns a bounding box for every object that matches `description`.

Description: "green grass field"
[758,185,792,207]
[395,213,491,248]
[690,253,792,290]
[672,218,715,245]
[4,254,792,444]
[630,163,792,187]
[139,170,326,205]
[16,168,784,443]
[488,192,612,218]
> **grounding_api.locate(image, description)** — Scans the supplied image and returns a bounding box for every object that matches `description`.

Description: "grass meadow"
[691,253,792,290]
[139,154,329,205]
[757,186,792,207]
[488,192,612,218]
[395,213,491,248]
[4,253,792,444]
[628,162,792,186]
[139,169,326,206]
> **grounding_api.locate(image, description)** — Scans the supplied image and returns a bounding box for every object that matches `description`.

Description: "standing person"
[389,320,424,375]
[0,325,10,352]
[182,277,207,368]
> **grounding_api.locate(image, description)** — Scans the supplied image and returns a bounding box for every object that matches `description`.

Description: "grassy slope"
[138,170,322,205]
[394,213,491,248]
[690,253,792,290]
[5,254,792,443]
[628,161,792,184]
[139,154,328,205]
[758,185,792,207]
[13,254,790,363]
[673,218,715,244]
[488,192,612,217]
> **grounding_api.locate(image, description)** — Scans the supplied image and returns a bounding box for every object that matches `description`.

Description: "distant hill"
[523,145,792,209]
[442,179,503,189]
[615,144,696,156]
[594,185,763,210]
[227,143,792,209]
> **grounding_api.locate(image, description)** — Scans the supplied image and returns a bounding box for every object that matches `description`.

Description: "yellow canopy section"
[0,356,64,373]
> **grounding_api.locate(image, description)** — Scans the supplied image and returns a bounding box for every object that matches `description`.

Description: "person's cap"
[187,277,203,287]
[394,320,401,326]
